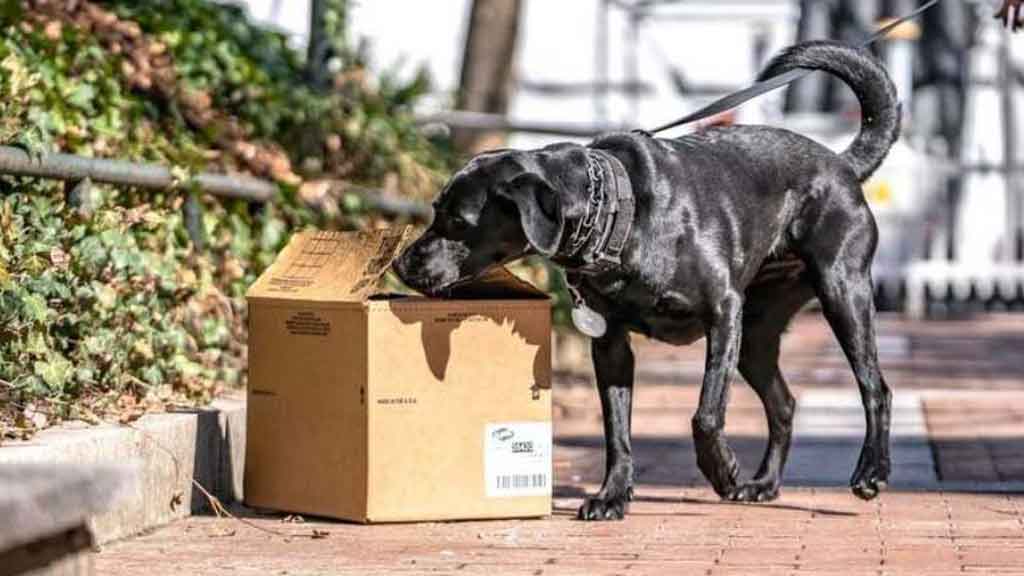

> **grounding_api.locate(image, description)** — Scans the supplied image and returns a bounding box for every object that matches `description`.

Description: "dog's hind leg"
[729,281,815,502]
[578,323,636,521]
[692,290,745,498]
[799,195,892,500]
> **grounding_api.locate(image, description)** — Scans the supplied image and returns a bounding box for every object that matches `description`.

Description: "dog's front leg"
[578,324,635,521]
[692,292,743,498]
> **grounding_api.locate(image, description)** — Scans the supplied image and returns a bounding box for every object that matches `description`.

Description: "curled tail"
[758,41,901,183]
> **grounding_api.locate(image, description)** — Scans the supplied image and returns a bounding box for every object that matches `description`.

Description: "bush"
[0,0,449,438]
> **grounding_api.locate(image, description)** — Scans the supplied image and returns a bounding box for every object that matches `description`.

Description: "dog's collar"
[559,148,635,276]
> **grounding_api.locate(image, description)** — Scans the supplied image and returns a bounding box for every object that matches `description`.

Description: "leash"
[641,0,942,135]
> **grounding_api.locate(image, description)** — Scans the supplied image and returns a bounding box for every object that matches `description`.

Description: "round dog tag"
[571,304,607,339]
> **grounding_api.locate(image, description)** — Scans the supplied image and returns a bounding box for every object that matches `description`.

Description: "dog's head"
[394,145,586,295]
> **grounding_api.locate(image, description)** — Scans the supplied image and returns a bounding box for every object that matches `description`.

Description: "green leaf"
[94,283,117,309]
[66,83,96,111]
[34,357,72,391]
[22,293,49,323]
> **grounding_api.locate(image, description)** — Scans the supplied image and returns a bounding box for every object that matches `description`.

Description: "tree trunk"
[307,0,348,89]
[453,0,523,154]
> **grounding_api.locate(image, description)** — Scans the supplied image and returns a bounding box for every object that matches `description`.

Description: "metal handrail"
[0,145,433,251]
[0,145,433,218]
[0,146,276,201]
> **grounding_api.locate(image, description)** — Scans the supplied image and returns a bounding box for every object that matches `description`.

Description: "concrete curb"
[0,396,245,545]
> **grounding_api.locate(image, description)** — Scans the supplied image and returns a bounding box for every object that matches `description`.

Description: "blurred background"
[237,0,1024,316]
[0,0,1021,439]
[337,0,1024,317]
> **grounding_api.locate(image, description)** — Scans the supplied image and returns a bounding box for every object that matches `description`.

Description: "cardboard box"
[244,228,552,523]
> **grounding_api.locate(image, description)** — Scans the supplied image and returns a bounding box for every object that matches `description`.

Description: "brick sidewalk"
[93,487,1024,576]
[926,392,1024,483]
[93,313,1024,575]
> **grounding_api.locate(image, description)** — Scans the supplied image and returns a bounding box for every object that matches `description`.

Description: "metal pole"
[0,146,277,202]
[0,147,435,221]
[417,110,631,137]
[353,190,433,222]
[1000,26,1020,262]
[627,10,641,121]
[595,0,610,123]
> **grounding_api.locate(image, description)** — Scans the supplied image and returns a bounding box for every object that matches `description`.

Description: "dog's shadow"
[551,484,858,518]
[379,299,551,396]
[377,266,551,390]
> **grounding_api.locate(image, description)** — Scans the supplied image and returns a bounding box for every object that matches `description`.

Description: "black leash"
[642,0,942,135]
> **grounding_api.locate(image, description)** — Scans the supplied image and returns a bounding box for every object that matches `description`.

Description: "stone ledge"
[0,395,245,545]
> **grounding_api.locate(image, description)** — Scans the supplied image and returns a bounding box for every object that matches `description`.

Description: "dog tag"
[565,278,607,339]
[571,303,607,339]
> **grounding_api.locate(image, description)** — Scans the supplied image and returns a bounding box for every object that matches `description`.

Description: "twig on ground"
[183,468,312,540]
[114,418,326,540]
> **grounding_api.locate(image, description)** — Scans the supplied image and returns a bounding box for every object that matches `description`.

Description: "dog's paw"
[577,487,633,521]
[696,444,740,498]
[727,479,780,503]
[704,457,740,498]
[850,449,890,501]
[851,475,888,500]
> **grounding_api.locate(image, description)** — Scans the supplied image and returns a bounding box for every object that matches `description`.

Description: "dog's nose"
[393,250,432,293]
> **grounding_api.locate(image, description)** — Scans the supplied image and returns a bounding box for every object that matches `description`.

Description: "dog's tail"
[758,41,900,183]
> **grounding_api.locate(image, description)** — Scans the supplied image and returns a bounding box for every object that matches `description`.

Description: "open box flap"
[246,227,412,303]
[247,226,548,303]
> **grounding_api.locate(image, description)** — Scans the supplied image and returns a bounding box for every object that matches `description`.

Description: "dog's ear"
[498,172,564,257]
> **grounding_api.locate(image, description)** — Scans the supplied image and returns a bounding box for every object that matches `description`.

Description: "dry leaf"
[43,20,62,40]
[22,404,47,429]
[49,247,69,269]
[299,180,331,205]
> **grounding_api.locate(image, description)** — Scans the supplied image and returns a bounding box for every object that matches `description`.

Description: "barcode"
[495,474,548,490]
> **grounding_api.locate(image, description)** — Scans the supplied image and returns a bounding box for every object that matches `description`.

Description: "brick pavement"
[93,488,1024,576]
[925,392,1024,483]
[92,313,1024,575]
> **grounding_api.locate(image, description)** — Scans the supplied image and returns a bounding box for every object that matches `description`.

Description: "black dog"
[394,41,897,520]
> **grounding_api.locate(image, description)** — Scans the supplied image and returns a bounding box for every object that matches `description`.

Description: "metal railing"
[0,146,277,201]
[0,146,433,248]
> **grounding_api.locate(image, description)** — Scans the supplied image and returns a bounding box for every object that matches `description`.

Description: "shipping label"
[484,422,552,498]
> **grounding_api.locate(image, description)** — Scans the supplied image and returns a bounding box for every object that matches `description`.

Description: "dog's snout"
[392,251,412,282]
[392,241,440,295]
[392,249,423,289]
[390,228,476,296]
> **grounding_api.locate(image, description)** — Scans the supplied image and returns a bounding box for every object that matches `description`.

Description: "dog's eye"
[450,215,470,231]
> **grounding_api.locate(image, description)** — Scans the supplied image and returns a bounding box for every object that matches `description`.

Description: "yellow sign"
[864,180,893,207]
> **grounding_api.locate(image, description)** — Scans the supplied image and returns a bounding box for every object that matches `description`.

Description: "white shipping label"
[484,422,552,498]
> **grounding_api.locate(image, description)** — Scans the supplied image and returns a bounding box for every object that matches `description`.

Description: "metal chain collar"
[566,152,606,258]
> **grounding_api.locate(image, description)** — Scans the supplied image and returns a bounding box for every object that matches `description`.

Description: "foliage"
[0,0,450,439]
[105,0,446,194]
